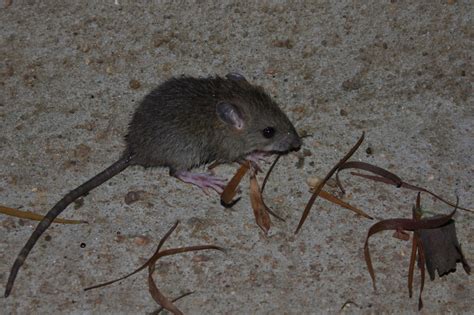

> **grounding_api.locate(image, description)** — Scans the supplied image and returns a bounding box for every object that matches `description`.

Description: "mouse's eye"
[262,127,275,139]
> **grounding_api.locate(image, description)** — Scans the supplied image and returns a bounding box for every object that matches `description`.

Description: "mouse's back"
[124,76,301,173]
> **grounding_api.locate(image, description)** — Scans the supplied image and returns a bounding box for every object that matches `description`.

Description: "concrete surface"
[1,1,472,314]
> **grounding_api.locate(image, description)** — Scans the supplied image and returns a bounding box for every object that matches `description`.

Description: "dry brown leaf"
[364,208,455,290]
[221,162,250,206]
[249,173,272,234]
[347,169,473,212]
[0,205,87,224]
[419,218,471,280]
[318,190,373,219]
[295,132,365,234]
[365,193,460,310]
[84,221,223,314]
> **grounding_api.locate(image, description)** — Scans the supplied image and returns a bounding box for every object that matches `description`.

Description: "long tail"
[4,155,132,297]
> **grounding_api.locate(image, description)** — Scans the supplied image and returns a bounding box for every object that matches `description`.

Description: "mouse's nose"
[291,136,302,151]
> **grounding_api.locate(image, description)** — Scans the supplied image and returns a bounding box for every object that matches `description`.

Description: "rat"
[4,73,301,297]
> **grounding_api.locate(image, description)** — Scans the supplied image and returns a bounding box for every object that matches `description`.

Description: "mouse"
[4,73,302,297]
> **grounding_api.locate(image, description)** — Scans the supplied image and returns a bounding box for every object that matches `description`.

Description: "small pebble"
[124,190,145,204]
[74,197,84,210]
[192,254,211,262]
[271,38,293,49]
[133,235,150,246]
[307,176,322,188]
[129,79,141,89]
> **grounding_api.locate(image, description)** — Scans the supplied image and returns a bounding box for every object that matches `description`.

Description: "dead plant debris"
[84,221,223,315]
[295,132,366,234]
[220,158,284,234]
[4,130,472,312]
[364,193,469,310]
[0,205,87,224]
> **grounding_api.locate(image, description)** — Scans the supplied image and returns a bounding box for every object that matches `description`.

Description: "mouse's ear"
[216,101,244,130]
[226,72,247,82]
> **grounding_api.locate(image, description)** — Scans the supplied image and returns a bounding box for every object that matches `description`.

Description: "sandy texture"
[1,1,472,314]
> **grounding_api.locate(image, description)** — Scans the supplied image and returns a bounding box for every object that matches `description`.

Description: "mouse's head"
[216,75,302,159]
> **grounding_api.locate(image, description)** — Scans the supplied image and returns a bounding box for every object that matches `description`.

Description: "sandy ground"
[1,1,472,314]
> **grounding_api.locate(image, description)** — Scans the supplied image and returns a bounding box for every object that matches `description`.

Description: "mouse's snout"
[272,131,302,153]
[291,136,302,151]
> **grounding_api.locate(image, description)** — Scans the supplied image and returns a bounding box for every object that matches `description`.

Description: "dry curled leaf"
[258,156,285,221]
[336,161,403,194]
[221,157,284,230]
[365,193,459,310]
[220,162,249,206]
[419,218,470,280]
[295,132,365,234]
[339,163,473,212]
[85,221,223,315]
[150,291,194,315]
[317,190,373,219]
[261,155,280,192]
[364,208,455,289]
[249,172,272,234]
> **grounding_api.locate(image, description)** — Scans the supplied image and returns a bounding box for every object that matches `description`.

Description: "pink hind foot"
[174,171,227,194]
